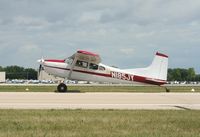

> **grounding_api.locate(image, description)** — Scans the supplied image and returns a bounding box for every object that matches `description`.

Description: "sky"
[0,0,200,73]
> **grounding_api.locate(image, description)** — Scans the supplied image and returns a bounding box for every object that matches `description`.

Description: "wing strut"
[67,56,78,80]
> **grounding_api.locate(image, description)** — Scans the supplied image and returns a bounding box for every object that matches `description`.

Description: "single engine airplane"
[38,50,169,92]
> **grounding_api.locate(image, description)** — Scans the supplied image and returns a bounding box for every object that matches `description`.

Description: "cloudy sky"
[0,0,200,72]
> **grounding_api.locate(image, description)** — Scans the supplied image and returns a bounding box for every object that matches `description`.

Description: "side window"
[99,66,105,71]
[89,63,98,70]
[75,60,88,68]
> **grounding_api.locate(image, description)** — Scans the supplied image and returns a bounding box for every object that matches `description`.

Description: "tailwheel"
[57,83,67,92]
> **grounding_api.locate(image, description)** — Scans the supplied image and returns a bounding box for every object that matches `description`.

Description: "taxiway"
[0,92,199,110]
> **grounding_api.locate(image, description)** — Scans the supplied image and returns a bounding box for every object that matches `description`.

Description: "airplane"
[38,50,169,92]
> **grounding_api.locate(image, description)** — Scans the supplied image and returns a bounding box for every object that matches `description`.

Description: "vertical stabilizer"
[148,52,168,80]
[124,52,169,81]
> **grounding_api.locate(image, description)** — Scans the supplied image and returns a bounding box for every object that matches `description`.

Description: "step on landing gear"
[57,83,67,92]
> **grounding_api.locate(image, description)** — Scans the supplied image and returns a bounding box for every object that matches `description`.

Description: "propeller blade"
[37,57,44,77]
[38,64,42,75]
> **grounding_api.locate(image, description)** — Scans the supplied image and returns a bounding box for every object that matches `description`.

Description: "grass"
[69,85,200,92]
[0,109,199,137]
[0,85,200,92]
[0,85,56,92]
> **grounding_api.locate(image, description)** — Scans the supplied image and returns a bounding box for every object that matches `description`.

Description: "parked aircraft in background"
[38,50,169,92]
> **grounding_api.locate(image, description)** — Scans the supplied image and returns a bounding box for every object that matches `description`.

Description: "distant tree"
[187,68,196,81]
[5,66,25,79]
[167,68,174,81]
[0,66,4,71]
[181,69,187,81]
[172,68,182,81]
[168,68,197,81]
[195,74,200,81]
[24,68,38,80]
[4,66,37,80]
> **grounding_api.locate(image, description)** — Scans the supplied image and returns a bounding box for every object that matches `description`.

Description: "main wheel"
[57,83,67,92]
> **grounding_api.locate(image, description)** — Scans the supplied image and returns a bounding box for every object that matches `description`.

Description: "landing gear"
[57,83,67,92]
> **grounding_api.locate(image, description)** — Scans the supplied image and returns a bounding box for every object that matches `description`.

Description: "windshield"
[65,57,74,65]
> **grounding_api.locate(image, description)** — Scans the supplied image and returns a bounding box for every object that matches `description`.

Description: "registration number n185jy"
[111,71,134,81]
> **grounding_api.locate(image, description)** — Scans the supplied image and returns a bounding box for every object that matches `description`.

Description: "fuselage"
[42,59,166,85]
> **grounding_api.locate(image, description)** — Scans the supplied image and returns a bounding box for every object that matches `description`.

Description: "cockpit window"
[89,63,98,70]
[75,60,88,68]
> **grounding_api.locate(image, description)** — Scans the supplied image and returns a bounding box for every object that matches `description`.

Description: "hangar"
[0,72,5,83]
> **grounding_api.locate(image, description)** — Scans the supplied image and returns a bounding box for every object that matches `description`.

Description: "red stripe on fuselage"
[45,59,65,63]
[134,75,166,85]
[44,65,166,85]
[73,69,111,77]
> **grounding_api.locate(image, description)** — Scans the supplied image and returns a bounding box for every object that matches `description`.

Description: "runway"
[0,92,200,110]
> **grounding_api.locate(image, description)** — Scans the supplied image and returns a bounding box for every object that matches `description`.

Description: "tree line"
[0,65,200,81]
[0,66,38,80]
[168,68,200,81]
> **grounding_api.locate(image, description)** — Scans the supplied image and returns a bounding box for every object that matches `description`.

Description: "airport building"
[0,72,6,83]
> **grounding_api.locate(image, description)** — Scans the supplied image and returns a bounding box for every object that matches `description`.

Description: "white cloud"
[13,16,51,29]
[79,12,101,24]
[18,43,41,54]
[120,48,135,55]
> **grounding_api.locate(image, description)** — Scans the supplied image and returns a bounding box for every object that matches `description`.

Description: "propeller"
[37,57,44,77]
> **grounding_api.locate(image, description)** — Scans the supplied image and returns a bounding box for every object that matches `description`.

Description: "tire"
[57,83,67,92]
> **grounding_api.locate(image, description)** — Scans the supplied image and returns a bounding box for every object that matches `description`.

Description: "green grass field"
[0,85,200,92]
[0,109,199,137]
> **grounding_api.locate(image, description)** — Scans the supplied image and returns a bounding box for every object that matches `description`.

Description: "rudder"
[148,52,168,80]
[124,52,169,81]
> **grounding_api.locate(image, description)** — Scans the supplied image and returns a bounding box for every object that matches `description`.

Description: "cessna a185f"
[38,50,169,92]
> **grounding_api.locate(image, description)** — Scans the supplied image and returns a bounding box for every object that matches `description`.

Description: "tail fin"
[148,52,168,80]
[125,52,168,81]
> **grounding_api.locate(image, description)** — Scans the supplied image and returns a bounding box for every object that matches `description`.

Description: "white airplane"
[38,50,169,92]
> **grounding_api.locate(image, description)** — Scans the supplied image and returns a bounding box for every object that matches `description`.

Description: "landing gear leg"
[57,83,67,93]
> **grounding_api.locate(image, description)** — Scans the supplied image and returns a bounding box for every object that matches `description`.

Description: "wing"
[72,50,101,64]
